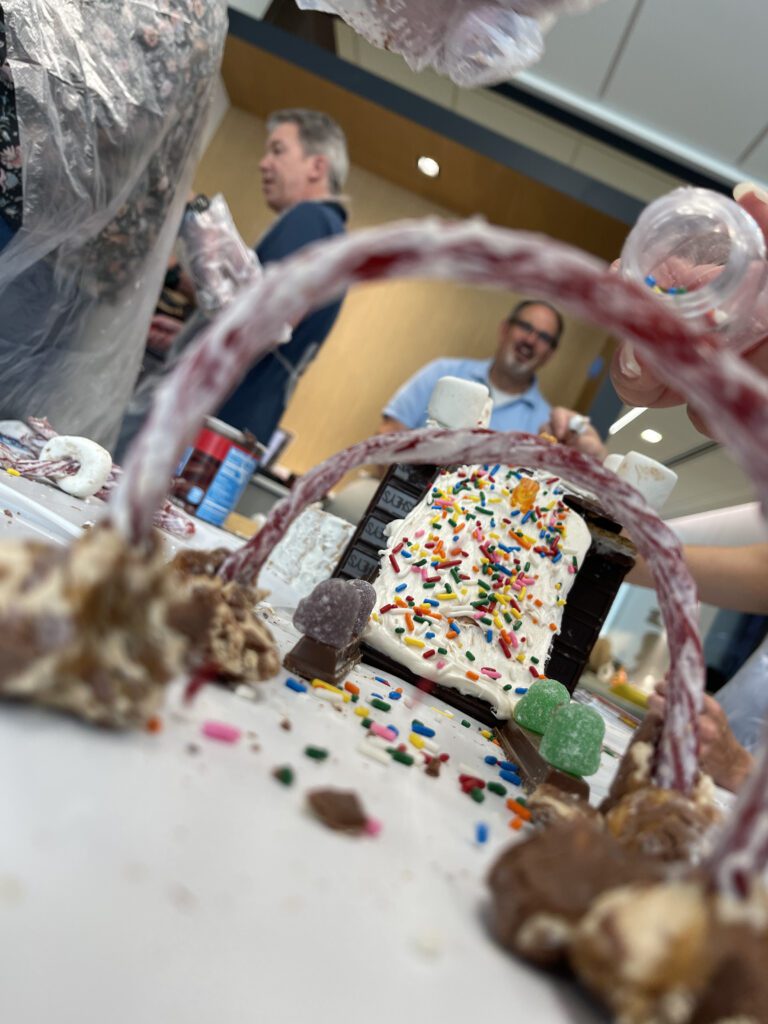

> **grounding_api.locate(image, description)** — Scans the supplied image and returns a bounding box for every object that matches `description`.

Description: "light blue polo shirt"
[383,357,551,433]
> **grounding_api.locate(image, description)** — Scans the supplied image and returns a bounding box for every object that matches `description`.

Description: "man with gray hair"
[115,107,348,456]
[214,108,349,443]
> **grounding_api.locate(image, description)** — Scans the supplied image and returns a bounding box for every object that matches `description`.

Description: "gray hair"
[267,108,349,196]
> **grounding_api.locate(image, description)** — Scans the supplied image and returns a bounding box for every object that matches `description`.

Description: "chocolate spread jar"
[171,416,262,526]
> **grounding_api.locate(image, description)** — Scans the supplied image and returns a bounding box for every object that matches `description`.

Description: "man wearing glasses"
[380,299,605,457]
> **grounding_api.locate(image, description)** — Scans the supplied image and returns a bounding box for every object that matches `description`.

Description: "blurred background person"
[381,299,606,457]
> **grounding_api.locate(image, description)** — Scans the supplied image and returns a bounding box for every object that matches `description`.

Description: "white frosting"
[364,465,591,718]
[266,505,354,598]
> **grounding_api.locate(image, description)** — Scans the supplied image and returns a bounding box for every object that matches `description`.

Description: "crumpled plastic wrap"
[177,194,262,316]
[0,1,228,449]
[298,0,606,86]
[716,635,768,753]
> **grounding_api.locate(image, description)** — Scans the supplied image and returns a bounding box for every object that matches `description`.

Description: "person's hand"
[146,313,183,356]
[648,680,754,792]
[540,407,606,459]
[610,182,768,438]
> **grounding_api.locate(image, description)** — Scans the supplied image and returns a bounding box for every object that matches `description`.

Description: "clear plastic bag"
[297,0,607,86]
[717,635,768,753]
[177,195,262,316]
[0,1,228,449]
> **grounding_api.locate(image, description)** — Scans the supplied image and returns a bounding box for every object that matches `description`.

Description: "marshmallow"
[427,376,492,429]
[603,451,677,512]
[39,436,112,499]
[602,454,623,474]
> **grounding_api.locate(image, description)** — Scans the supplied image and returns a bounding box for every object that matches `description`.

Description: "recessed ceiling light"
[640,428,663,444]
[608,406,646,436]
[417,156,440,178]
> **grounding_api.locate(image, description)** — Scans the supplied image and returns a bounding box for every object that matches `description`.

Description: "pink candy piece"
[364,817,383,837]
[201,720,241,743]
[480,668,501,680]
[369,722,397,742]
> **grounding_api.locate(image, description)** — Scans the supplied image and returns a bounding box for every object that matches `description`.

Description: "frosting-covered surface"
[364,466,590,718]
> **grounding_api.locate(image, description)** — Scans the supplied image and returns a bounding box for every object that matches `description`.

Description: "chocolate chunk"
[283,634,361,686]
[307,788,368,834]
[527,783,600,830]
[605,785,719,863]
[425,757,441,777]
[488,819,662,966]
[600,711,663,813]
[691,920,768,1023]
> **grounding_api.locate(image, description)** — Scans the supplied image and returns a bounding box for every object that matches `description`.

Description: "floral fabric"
[0,4,22,230]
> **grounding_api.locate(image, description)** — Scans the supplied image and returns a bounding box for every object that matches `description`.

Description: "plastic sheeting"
[717,635,768,752]
[297,0,607,86]
[0,1,228,449]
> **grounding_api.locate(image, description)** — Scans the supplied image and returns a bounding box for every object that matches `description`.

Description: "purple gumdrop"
[349,579,375,635]
[293,579,359,648]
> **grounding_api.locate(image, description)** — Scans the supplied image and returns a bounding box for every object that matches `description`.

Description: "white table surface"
[0,475,625,1024]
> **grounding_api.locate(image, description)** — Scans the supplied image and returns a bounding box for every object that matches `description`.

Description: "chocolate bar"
[333,462,438,581]
[495,717,590,800]
[544,493,636,694]
[284,635,362,686]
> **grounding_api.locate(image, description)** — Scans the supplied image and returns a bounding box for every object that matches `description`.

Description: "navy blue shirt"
[216,200,347,443]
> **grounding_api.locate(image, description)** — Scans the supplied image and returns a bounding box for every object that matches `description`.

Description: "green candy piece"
[539,703,605,777]
[513,678,570,734]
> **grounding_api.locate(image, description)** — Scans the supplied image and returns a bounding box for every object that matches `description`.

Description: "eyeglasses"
[509,317,558,349]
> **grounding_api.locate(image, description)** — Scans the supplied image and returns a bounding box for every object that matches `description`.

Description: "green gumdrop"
[513,678,570,734]
[539,703,605,777]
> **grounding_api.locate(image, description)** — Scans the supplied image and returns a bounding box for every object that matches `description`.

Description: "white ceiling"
[331,19,688,204]
[519,0,768,186]
[235,0,768,189]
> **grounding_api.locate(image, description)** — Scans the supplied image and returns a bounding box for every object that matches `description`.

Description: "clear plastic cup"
[620,187,768,352]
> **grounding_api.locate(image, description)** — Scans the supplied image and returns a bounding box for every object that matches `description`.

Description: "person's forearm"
[627,543,768,614]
